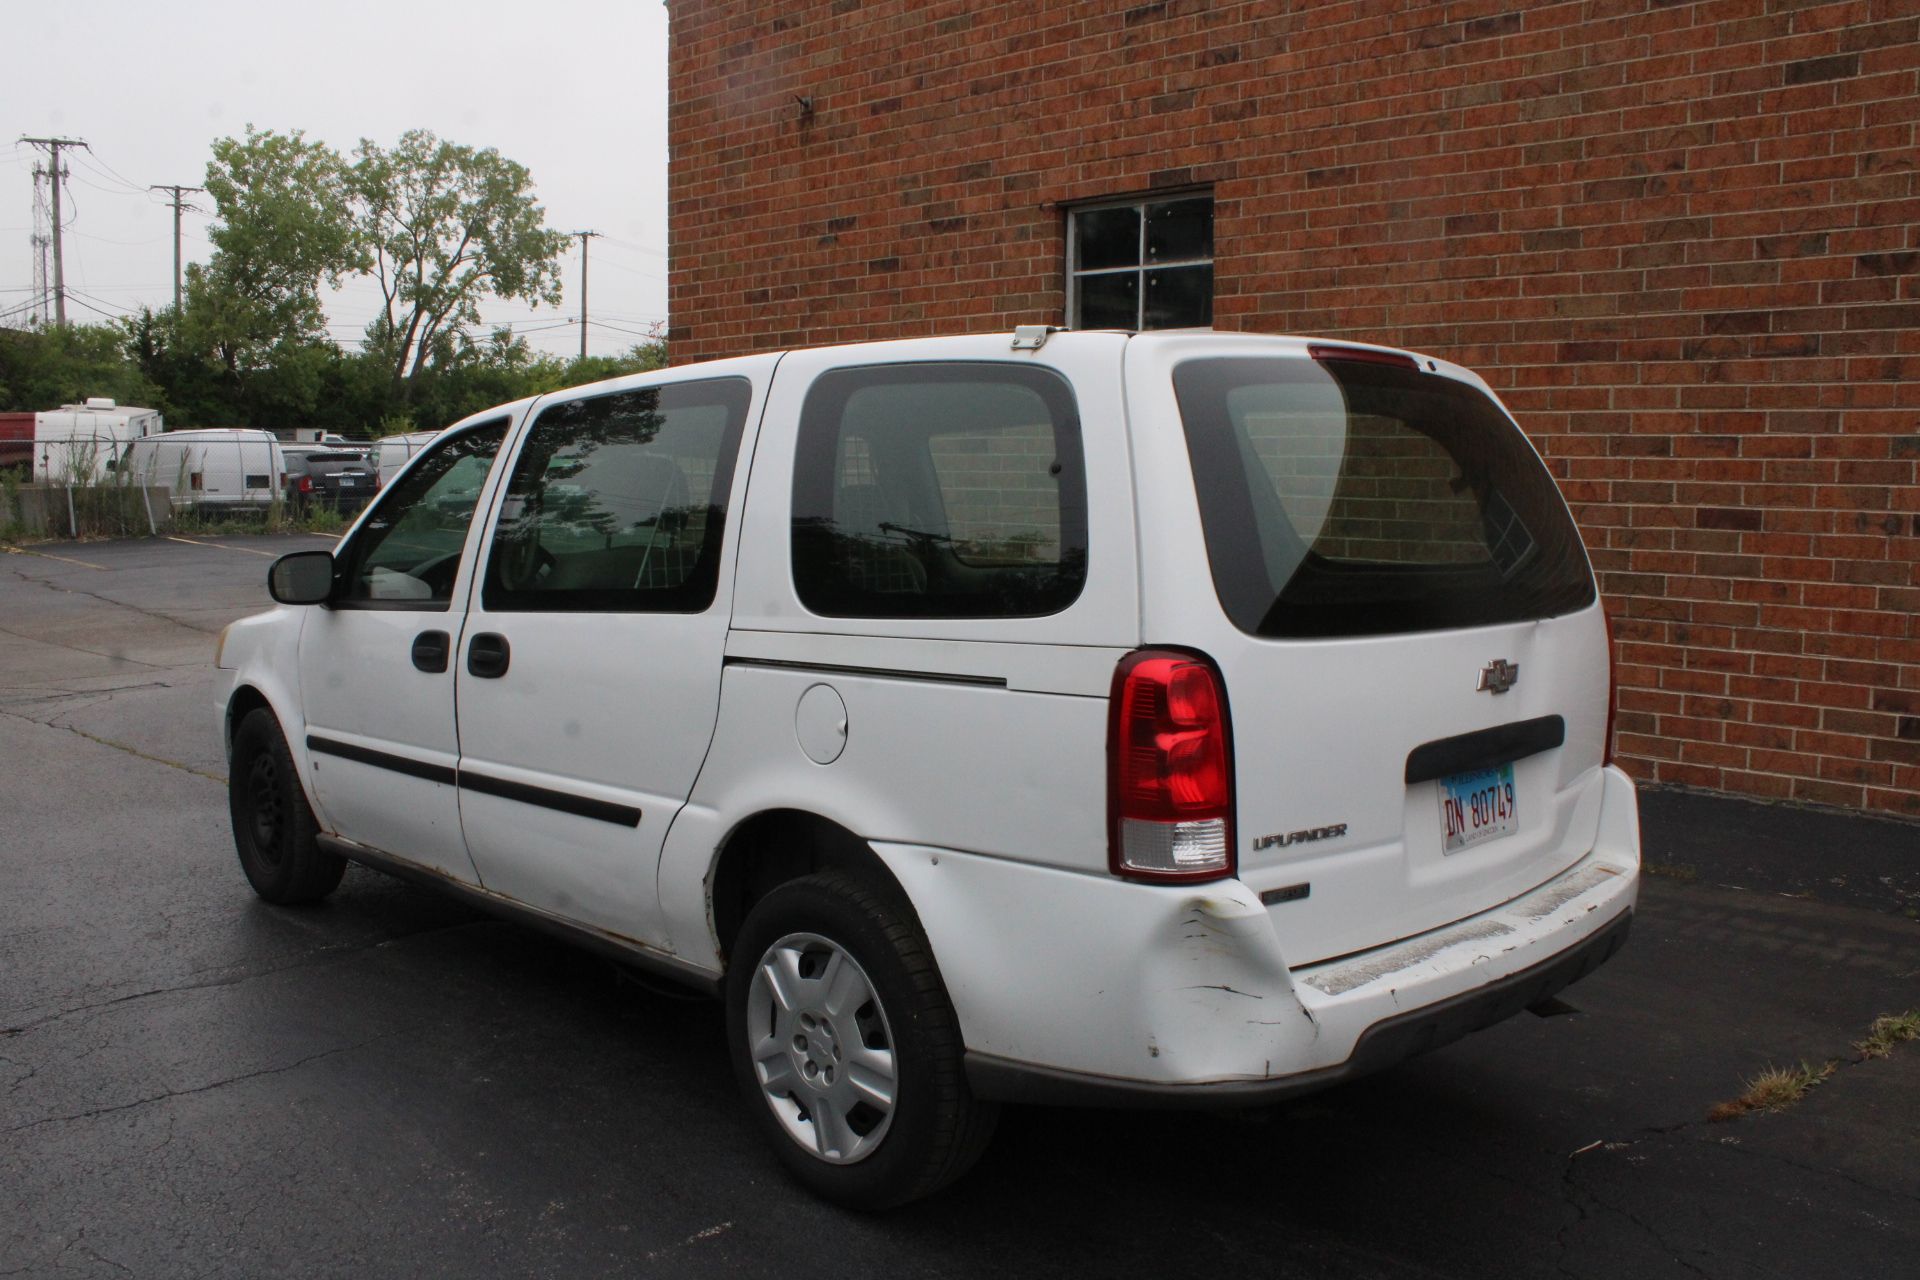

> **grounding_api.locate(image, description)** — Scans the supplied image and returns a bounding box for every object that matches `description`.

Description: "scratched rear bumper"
[968,905,1631,1107]
[887,766,1640,1105]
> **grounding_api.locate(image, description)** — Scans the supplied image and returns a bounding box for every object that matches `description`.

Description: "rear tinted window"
[791,363,1087,619]
[1173,356,1594,638]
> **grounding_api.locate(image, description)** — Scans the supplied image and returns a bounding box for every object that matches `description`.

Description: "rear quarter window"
[1173,356,1595,638]
[790,363,1087,619]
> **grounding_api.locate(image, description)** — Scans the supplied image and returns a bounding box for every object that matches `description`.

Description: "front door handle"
[410,630,449,673]
[467,632,511,679]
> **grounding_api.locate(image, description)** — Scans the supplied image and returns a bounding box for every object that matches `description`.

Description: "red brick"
[670,0,1920,819]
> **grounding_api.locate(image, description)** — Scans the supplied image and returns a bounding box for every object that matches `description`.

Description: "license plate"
[339,477,359,486]
[1440,763,1516,854]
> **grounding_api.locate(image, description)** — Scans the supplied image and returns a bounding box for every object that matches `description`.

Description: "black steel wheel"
[228,707,344,904]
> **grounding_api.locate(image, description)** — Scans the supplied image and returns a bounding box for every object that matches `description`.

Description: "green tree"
[191,127,362,373]
[0,324,161,413]
[353,130,570,393]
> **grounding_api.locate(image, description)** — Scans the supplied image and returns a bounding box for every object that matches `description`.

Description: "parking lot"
[2,533,1916,1279]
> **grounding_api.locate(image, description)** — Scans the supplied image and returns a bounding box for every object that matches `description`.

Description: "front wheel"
[725,873,997,1209]
[228,707,344,904]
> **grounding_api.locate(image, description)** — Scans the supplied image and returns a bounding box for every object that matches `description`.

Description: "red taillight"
[1108,649,1235,883]
[1603,610,1619,768]
[298,476,313,493]
[188,471,203,491]
[1307,343,1419,370]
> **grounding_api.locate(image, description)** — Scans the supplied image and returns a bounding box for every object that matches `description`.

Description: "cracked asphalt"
[2,534,1917,1278]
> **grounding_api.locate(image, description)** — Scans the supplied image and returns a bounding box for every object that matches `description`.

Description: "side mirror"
[268,550,336,605]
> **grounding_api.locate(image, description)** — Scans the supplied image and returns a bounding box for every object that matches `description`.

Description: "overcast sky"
[2,0,670,358]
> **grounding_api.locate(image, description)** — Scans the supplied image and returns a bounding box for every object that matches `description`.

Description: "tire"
[725,872,998,1209]
[228,708,345,904]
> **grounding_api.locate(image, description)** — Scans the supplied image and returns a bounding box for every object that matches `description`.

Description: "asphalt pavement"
[2,534,1916,1278]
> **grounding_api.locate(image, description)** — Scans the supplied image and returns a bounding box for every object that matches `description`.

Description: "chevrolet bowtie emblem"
[1477,659,1520,695]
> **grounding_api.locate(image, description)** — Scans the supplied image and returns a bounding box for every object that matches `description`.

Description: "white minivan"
[212,330,1640,1208]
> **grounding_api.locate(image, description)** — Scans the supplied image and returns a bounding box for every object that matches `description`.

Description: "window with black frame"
[1068,193,1213,330]
[791,363,1088,619]
[333,421,508,609]
[481,378,752,613]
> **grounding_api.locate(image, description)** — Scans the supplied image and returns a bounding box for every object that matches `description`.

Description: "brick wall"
[667,0,1920,816]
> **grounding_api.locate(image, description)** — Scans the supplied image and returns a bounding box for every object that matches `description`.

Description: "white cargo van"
[212,330,1640,1208]
[31,398,164,483]
[121,429,286,510]
[371,430,443,489]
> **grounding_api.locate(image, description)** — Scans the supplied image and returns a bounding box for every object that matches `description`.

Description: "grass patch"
[1708,1059,1836,1122]
[1642,861,1699,883]
[1854,1010,1920,1060]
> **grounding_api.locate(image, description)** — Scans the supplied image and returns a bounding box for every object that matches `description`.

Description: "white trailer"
[119,429,287,510]
[31,399,165,483]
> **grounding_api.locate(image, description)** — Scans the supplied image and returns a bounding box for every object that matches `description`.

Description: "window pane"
[1073,206,1140,271]
[482,378,752,613]
[1076,271,1139,329]
[1172,357,1595,638]
[337,422,507,607]
[1144,264,1213,329]
[1147,197,1213,262]
[792,363,1088,619]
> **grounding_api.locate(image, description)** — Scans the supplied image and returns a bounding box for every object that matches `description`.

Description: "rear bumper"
[967,902,1631,1107]
[882,764,1640,1106]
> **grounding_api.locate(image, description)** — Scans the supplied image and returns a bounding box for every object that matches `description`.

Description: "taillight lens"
[298,476,313,493]
[188,471,203,491]
[1108,649,1235,882]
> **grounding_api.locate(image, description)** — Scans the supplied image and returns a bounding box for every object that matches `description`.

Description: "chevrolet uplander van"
[214,330,1640,1208]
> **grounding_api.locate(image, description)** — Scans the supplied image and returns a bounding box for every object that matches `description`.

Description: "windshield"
[1173,356,1596,638]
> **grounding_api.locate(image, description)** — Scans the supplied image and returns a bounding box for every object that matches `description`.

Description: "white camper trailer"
[31,399,165,483]
[120,429,287,510]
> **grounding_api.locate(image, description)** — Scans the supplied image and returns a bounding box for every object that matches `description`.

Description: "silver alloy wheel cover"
[746,931,898,1165]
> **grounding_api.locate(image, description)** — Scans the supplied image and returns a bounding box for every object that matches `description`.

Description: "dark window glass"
[792,363,1087,619]
[1074,206,1140,270]
[482,378,752,613]
[1145,265,1213,328]
[1070,194,1213,331]
[1173,357,1596,638]
[1147,197,1213,262]
[334,422,507,609]
[1078,271,1140,329]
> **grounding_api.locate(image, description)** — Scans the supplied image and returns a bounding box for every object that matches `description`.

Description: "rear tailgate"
[1126,333,1610,965]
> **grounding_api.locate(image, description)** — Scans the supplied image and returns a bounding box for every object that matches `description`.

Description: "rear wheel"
[228,707,344,904]
[725,873,996,1209]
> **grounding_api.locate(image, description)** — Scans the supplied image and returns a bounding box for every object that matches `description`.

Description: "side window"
[334,422,508,610]
[791,363,1087,619]
[481,378,753,613]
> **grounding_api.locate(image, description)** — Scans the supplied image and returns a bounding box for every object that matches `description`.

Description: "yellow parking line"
[165,535,280,558]
[0,544,109,570]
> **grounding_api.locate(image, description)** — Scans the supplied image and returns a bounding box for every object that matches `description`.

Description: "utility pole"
[150,184,204,312]
[570,229,601,360]
[20,136,88,326]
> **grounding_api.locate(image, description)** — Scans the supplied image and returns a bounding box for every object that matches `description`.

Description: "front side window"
[792,363,1087,619]
[1068,193,1213,330]
[334,421,508,609]
[1173,356,1596,638]
[481,378,752,613]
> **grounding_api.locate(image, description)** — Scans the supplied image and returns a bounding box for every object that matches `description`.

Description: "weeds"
[1854,1010,1920,1060]
[1708,1060,1836,1122]
[1642,861,1699,883]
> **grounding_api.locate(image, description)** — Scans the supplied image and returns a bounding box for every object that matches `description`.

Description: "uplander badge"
[1478,658,1520,695]
[1253,823,1348,851]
